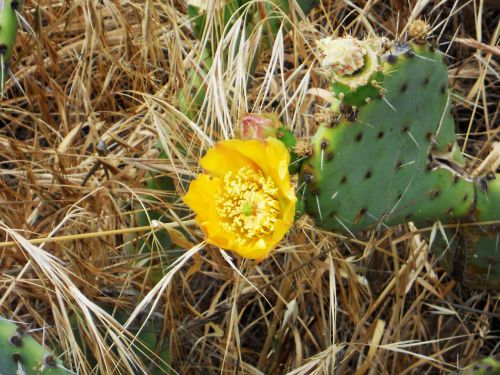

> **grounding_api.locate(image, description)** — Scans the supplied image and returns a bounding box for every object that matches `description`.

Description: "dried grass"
[0,0,498,374]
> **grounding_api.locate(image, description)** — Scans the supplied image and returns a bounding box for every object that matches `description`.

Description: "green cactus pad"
[460,356,500,375]
[475,173,500,223]
[0,0,22,88]
[0,0,21,59]
[432,175,500,289]
[0,318,71,375]
[300,42,476,232]
[433,227,500,290]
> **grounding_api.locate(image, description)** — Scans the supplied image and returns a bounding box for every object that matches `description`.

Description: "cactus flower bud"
[239,113,282,140]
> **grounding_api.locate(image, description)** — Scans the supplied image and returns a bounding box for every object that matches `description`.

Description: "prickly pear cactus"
[0,318,72,375]
[0,0,22,91]
[301,38,472,232]
[298,31,499,288]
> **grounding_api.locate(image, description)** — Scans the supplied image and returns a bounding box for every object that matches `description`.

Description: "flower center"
[216,166,280,241]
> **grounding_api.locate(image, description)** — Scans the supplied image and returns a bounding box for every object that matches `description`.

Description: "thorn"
[433,0,461,44]
[435,93,450,138]
[0,56,5,96]
[331,191,338,200]
[407,131,421,149]
[429,222,438,249]
[388,174,415,217]
[334,215,356,238]
[382,96,396,112]
[399,160,416,168]
[320,149,324,171]
[315,195,323,222]
[296,181,306,194]
[16,359,26,374]
[414,54,436,63]
[367,212,389,228]
[437,221,449,247]
[290,155,308,166]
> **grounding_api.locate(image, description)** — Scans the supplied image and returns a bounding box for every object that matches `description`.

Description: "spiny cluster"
[407,19,431,41]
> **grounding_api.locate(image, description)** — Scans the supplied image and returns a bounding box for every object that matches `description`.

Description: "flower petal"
[200,142,257,176]
[216,138,292,190]
[183,174,222,223]
[231,237,270,260]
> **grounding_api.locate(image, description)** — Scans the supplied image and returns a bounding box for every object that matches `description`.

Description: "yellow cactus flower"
[184,138,297,260]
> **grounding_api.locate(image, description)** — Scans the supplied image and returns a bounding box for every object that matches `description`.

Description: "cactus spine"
[0,0,22,92]
[0,318,72,375]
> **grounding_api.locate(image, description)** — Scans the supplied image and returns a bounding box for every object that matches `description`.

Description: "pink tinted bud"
[239,113,281,140]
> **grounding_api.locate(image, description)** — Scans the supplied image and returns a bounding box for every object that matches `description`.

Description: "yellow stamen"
[216,166,280,243]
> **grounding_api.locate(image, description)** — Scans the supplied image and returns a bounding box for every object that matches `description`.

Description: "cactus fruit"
[0,317,71,375]
[297,32,499,288]
[0,0,22,92]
